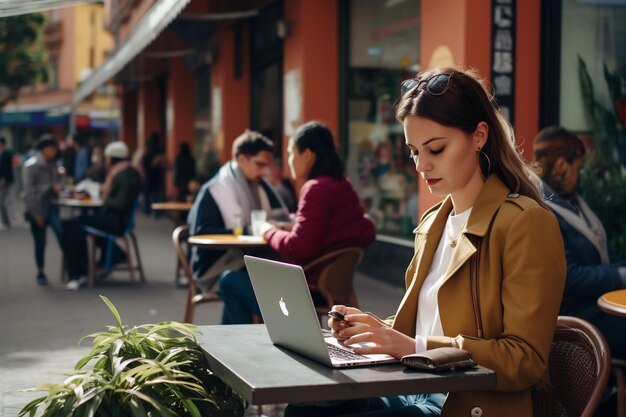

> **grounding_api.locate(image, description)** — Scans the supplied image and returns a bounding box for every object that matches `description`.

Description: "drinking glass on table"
[233,212,243,237]
[251,210,267,236]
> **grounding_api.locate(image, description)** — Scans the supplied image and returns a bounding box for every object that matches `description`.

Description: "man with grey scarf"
[187,130,288,287]
[534,126,626,360]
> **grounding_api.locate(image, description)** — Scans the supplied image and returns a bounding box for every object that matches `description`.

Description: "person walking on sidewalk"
[22,135,63,285]
[0,137,15,229]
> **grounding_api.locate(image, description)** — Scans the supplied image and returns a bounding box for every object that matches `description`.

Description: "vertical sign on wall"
[491,0,516,125]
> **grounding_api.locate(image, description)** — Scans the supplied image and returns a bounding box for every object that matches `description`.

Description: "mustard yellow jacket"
[392,175,566,417]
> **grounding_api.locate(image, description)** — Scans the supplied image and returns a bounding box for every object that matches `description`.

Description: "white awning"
[0,0,101,18]
[72,0,191,106]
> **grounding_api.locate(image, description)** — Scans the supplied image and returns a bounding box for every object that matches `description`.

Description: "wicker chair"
[172,224,221,323]
[303,247,364,320]
[532,316,611,417]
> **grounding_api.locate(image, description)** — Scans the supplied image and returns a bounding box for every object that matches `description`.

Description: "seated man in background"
[534,126,626,359]
[219,121,376,324]
[63,141,143,290]
[187,130,288,287]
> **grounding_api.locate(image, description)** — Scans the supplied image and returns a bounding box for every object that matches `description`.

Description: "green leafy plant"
[577,56,626,258]
[18,296,245,417]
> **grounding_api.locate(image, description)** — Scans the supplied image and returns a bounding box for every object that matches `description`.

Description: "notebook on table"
[243,255,398,368]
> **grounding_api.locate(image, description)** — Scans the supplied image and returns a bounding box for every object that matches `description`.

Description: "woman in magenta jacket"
[219,121,376,324]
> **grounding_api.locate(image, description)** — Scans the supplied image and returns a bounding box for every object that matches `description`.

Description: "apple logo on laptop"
[279,297,289,316]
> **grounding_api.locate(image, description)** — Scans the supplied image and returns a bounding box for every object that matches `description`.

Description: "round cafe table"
[54,197,104,219]
[187,234,267,249]
[598,289,626,319]
[151,201,193,212]
[54,197,104,208]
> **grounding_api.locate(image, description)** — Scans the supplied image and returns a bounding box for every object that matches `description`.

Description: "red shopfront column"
[137,79,162,150]
[119,86,138,152]
[166,56,195,198]
[211,27,250,162]
[283,0,338,188]
[417,0,540,216]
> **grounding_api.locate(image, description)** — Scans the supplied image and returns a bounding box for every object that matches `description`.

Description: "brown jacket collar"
[394,175,513,336]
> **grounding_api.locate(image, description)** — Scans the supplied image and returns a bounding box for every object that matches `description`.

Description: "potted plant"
[18,296,245,417]
[578,56,626,257]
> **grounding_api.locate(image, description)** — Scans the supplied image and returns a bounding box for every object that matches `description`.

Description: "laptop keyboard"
[326,342,367,361]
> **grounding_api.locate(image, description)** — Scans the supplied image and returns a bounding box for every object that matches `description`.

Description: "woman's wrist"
[450,337,459,349]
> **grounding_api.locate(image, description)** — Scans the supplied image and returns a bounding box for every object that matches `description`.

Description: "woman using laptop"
[219,121,376,324]
[287,68,566,416]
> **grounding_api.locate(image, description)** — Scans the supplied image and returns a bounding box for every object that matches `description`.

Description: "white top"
[414,207,472,352]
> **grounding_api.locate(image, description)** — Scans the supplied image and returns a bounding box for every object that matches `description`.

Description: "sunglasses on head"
[400,73,453,97]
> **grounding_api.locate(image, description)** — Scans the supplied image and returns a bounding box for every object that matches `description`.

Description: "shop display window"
[193,69,220,182]
[560,0,626,132]
[344,0,420,239]
[559,0,626,255]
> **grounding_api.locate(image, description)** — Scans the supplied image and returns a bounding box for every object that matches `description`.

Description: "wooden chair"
[613,358,626,417]
[84,203,145,288]
[303,247,364,320]
[172,224,221,323]
[532,316,611,417]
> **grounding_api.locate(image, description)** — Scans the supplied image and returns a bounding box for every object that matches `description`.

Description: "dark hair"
[232,130,274,157]
[36,134,58,151]
[179,142,192,157]
[292,121,344,180]
[533,126,585,180]
[72,133,86,147]
[395,66,543,204]
[146,132,161,151]
[0,137,5,146]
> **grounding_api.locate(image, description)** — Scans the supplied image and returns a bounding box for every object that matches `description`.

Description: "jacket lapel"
[392,175,512,336]
[393,198,451,336]
[442,176,511,284]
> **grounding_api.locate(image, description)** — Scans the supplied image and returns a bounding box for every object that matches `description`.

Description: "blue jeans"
[28,208,62,270]
[219,270,261,324]
[284,393,445,417]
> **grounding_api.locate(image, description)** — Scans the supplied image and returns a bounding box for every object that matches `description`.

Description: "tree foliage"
[0,13,49,109]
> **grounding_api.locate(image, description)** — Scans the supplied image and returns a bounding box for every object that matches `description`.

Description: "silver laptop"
[244,255,398,368]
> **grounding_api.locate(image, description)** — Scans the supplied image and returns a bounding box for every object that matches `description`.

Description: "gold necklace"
[445,218,465,248]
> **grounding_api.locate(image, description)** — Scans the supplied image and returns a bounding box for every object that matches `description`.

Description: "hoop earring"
[478,149,491,180]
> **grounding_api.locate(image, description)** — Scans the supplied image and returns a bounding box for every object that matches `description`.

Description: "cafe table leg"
[86,234,97,288]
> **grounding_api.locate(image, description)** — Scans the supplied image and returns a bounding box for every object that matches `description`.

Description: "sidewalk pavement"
[0,211,404,417]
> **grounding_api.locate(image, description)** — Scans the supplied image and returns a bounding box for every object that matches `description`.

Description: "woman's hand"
[329,305,416,359]
[267,220,293,231]
[327,305,363,335]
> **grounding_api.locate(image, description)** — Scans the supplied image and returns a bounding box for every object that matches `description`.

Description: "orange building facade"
[0,3,116,151]
[99,0,625,284]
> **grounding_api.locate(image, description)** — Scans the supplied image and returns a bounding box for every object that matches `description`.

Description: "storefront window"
[345,0,420,239]
[194,68,220,182]
[559,0,626,255]
[560,0,626,131]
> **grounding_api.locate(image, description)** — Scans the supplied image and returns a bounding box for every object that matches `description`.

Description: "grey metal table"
[196,324,496,405]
